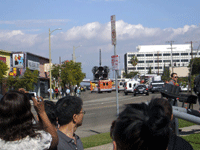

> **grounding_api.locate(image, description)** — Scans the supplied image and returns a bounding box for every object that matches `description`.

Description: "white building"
[124,44,199,76]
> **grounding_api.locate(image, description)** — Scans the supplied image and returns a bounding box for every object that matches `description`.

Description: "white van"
[124,80,140,95]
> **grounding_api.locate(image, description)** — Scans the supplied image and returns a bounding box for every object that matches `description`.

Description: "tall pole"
[114,44,119,115]
[166,41,175,73]
[73,46,75,62]
[49,28,62,101]
[49,28,52,101]
[73,45,81,62]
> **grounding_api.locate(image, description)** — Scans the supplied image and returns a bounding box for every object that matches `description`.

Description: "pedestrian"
[55,87,59,99]
[66,86,70,96]
[0,90,58,150]
[169,73,179,86]
[148,98,193,150]
[55,96,85,150]
[61,87,64,97]
[48,87,54,100]
[194,67,200,110]
[110,103,170,150]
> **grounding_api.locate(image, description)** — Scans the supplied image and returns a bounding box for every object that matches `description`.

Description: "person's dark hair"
[148,98,172,120]
[0,91,39,141]
[112,103,170,150]
[44,100,57,126]
[56,96,83,126]
[171,73,177,78]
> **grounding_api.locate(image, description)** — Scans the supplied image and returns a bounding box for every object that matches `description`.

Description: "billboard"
[28,60,40,71]
[13,53,24,68]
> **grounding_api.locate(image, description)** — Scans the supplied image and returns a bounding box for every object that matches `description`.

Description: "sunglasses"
[174,76,178,78]
[80,111,86,114]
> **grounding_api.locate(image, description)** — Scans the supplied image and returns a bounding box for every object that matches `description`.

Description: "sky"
[1,0,200,79]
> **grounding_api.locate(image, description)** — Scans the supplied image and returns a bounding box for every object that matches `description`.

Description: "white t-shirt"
[0,130,52,150]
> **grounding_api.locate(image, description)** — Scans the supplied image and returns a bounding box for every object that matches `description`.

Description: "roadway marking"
[83,96,143,107]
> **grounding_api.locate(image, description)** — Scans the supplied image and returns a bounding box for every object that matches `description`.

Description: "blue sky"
[0,0,200,79]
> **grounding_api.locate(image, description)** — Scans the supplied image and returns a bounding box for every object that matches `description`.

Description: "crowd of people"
[0,72,195,150]
[48,86,81,100]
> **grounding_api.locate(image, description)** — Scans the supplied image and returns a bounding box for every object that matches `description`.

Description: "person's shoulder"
[169,133,193,150]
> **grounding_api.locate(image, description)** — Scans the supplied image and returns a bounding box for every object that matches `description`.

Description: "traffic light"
[92,66,110,80]
[103,66,109,79]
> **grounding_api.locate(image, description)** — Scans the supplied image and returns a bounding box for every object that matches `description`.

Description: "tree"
[60,61,85,87]
[6,68,39,91]
[123,71,138,78]
[188,57,200,75]
[162,65,170,81]
[0,61,9,83]
[130,55,138,66]
[148,66,152,74]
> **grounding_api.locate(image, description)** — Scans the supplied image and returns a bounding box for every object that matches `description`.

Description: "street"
[31,90,199,138]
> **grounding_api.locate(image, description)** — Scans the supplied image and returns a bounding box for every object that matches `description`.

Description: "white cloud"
[0,20,199,78]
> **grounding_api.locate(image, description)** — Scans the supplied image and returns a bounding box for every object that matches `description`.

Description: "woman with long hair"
[0,90,58,150]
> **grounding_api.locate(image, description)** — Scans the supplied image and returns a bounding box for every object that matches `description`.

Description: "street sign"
[111,55,119,70]
[111,15,116,45]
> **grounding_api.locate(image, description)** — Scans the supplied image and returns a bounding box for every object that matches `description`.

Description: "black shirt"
[168,132,193,150]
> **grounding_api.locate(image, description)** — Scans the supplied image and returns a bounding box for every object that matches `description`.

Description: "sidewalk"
[84,125,200,150]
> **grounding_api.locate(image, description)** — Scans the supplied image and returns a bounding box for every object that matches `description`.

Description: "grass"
[81,132,112,149]
[182,133,200,150]
[178,118,196,128]
[81,119,198,149]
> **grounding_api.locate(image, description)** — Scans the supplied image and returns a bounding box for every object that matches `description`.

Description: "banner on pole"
[111,55,119,71]
[111,15,116,45]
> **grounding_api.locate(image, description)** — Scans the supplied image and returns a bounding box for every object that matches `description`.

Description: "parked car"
[180,85,191,92]
[124,80,140,95]
[148,81,165,93]
[118,81,124,92]
[133,84,149,96]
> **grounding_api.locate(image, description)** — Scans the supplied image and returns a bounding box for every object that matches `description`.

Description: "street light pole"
[49,28,62,101]
[73,45,82,62]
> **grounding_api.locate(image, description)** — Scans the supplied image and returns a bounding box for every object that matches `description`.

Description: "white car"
[124,80,140,95]
[180,85,191,92]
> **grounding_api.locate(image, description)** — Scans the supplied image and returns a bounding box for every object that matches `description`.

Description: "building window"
[146,60,153,63]
[128,67,136,70]
[190,53,197,55]
[181,59,188,62]
[172,53,179,56]
[155,67,162,69]
[128,54,135,57]
[155,60,162,63]
[146,67,153,69]
[137,54,144,57]
[138,61,144,63]
[146,54,153,57]
[173,60,180,62]
[154,54,162,56]
[163,60,171,62]
[163,53,170,56]
[137,67,145,70]
[181,53,188,56]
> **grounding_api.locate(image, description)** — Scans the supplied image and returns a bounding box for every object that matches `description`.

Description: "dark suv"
[148,81,165,93]
[133,84,149,96]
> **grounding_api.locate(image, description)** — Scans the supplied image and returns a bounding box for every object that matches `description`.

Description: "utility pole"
[166,41,176,73]
[157,51,159,75]
[185,41,197,94]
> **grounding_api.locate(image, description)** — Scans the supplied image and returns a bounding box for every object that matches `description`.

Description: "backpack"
[194,75,200,94]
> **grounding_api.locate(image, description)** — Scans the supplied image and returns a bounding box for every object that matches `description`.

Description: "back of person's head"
[44,100,57,126]
[171,73,177,78]
[56,96,83,126]
[112,103,170,150]
[148,98,172,120]
[0,90,38,141]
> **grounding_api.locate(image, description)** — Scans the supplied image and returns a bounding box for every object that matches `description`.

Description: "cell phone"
[25,93,35,100]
